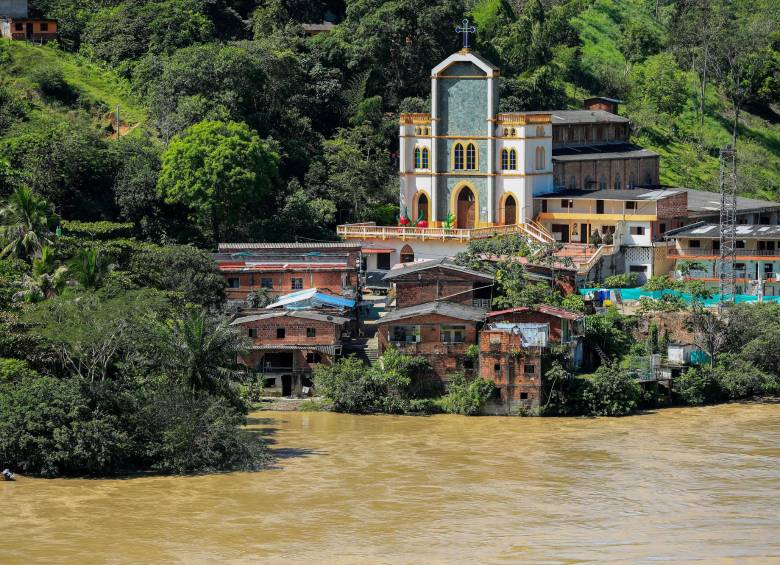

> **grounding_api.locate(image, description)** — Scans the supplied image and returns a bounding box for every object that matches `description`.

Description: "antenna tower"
[719,146,737,308]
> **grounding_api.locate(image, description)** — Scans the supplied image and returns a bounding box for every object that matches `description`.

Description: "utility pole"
[718,146,737,310]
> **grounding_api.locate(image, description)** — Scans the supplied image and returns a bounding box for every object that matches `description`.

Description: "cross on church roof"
[455,18,476,50]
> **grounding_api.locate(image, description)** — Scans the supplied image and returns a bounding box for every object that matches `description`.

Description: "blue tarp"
[579,287,780,306]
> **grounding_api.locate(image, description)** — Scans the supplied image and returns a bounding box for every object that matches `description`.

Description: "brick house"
[214,242,361,307]
[376,301,486,381]
[480,305,585,414]
[231,310,349,397]
[382,258,495,310]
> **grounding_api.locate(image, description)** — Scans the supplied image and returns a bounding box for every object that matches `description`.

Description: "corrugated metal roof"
[248,344,339,354]
[218,242,359,250]
[486,305,584,321]
[378,301,486,324]
[668,223,780,240]
[231,309,349,325]
[540,188,683,201]
[267,288,356,310]
[382,257,494,281]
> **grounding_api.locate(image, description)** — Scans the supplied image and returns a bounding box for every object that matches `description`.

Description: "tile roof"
[378,301,487,324]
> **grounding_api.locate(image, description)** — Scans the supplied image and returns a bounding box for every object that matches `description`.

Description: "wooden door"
[504,195,516,225]
[457,188,475,229]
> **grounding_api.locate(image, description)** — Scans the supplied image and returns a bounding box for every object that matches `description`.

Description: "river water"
[3,403,780,563]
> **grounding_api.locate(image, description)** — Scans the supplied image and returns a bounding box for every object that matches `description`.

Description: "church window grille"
[453,143,464,170]
[414,127,420,135]
[509,149,517,170]
[510,128,517,137]
[536,125,545,137]
[503,128,509,137]
[466,143,476,170]
[414,147,422,169]
[421,147,429,169]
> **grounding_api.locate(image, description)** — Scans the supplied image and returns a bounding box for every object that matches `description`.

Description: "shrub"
[582,363,641,416]
[711,354,780,400]
[603,273,639,288]
[61,220,135,240]
[30,66,78,104]
[637,295,687,313]
[0,358,38,383]
[642,275,679,291]
[437,372,496,416]
[313,356,385,413]
[675,366,722,405]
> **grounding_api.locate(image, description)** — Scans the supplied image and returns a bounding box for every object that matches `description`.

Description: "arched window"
[503,128,509,137]
[453,143,464,170]
[535,147,545,170]
[417,193,429,222]
[423,127,429,135]
[421,147,429,169]
[414,147,422,169]
[415,127,420,135]
[536,125,545,137]
[644,172,653,185]
[400,244,414,264]
[509,149,517,170]
[501,148,509,170]
[466,143,476,170]
[629,172,636,189]
[569,175,576,189]
[510,128,517,137]
[599,175,607,190]
[614,174,621,190]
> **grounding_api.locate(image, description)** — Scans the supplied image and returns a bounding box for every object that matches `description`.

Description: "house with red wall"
[214,242,361,308]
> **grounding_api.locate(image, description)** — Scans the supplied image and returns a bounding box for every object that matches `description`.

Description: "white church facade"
[398,50,555,230]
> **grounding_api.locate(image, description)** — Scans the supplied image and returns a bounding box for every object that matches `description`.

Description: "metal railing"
[668,248,780,258]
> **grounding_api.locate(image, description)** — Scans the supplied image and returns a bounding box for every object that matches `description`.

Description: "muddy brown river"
[2,403,780,563]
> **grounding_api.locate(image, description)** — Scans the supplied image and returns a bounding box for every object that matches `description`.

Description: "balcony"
[668,247,780,259]
[472,299,491,309]
[337,221,554,244]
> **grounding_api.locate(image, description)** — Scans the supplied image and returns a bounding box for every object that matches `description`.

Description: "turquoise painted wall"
[437,76,487,135]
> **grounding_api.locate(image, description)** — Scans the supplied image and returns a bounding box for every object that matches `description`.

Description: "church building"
[399,50,554,229]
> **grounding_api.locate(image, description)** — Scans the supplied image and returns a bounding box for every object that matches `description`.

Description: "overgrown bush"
[437,372,495,416]
[602,273,639,288]
[711,354,780,400]
[30,66,78,104]
[675,366,722,405]
[582,363,641,416]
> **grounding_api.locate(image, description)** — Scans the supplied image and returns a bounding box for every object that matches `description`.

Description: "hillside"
[572,0,780,200]
[0,41,146,135]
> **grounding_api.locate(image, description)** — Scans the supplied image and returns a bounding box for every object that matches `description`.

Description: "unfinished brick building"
[382,258,495,310]
[231,310,349,397]
[480,305,585,414]
[214,242,361,307]
[376,301,486,382]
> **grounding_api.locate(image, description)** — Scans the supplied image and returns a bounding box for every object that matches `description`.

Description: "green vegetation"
[602,273,639,288]
[436,373,496,416]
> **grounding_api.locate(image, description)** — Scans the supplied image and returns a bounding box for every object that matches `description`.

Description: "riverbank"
[4,403,780,562]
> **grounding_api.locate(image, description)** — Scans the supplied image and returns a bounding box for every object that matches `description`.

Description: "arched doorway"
[503,194,517,225]
[456,186,476,229]
[415,192,429,223]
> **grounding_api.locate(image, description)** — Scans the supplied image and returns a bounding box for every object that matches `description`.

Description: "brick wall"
[224,269,356,300]
[479,330,543,408]
[656,191,688,219]
[391,268,492,309]
[487,310,565,342]
[237,316,341,345]
[377,313,479,380]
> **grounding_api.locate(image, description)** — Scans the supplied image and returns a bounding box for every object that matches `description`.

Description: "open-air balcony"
[337,221,554,244]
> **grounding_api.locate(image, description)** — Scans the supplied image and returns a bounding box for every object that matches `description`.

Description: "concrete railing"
[337,222,555,244]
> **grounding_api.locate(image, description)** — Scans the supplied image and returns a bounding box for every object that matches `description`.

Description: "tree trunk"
[732,104,740,149]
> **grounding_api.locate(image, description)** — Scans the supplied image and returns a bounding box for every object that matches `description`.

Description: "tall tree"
[157,120,279,243]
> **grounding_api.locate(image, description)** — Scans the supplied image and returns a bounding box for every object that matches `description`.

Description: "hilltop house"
[0,0,56,40]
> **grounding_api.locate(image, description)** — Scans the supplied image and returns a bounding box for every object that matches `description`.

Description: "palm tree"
[0,186,58,260]
[13,245,69,302]
[164,309,248,397]
[67,248,112,289]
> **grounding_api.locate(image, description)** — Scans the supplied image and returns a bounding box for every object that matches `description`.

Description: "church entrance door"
[456,187,475,229]
[503,195,516,225]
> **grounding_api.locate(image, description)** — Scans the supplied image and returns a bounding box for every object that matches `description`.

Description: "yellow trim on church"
[537,212,657,222]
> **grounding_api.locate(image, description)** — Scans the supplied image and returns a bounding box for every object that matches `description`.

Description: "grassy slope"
[0,41,146,128]
[572,0,780,200]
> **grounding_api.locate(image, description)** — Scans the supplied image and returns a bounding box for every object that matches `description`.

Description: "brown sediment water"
[2,403,780,563]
